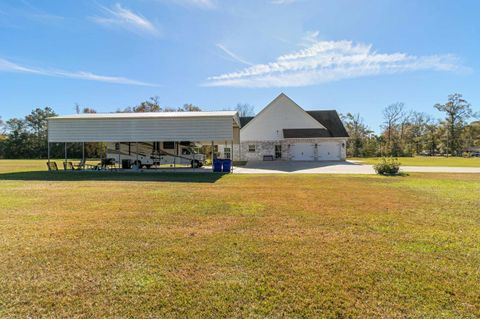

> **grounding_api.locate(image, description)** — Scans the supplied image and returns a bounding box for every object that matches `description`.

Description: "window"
[275,145,282,159]
[182,148,191,155]
[248,144,256,152]
[115,143,120,151]
[224,147,231,159]
[163,141,175,149]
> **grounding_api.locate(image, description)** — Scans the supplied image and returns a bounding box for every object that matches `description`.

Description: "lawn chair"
[100,158,117,171]
[75,159,98,170]
[63,161,76,171]
[76,159,86,170]
[46,161,59,171]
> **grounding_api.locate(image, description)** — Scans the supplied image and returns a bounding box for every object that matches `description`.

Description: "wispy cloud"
[0,0,64,27]
[216,44,253,66]
[300,30,320,46]
[0,58,160,87]
[18,0,64,21]
[91,3,160,37]
[205,38,465,88]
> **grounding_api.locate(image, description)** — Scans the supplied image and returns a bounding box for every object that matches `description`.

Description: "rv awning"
[48,111,241,143]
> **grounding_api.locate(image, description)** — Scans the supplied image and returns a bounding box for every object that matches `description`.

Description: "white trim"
[50,111,237,120]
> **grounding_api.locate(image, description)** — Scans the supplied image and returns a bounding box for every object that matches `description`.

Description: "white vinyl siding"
[240,94,326,141]
[48,117,235,142]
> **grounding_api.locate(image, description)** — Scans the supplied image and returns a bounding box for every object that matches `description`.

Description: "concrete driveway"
[234,161,480,174]
[234,161,375,174]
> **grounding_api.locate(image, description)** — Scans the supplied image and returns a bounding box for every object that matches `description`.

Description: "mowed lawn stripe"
[0,169,479,318]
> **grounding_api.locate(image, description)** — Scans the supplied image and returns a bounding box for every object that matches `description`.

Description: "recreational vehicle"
[106,142,205,168]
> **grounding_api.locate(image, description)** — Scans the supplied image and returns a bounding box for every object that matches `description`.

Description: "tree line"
[0,97,205,159]
[0,97,254,159]
[342,93,479,157]
[0,94,477,159]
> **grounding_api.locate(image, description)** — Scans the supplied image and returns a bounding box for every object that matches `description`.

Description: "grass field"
[0,160,479,318]
[350,156,480,167]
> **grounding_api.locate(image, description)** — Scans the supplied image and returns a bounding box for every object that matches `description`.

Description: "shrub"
[374,157,401,176]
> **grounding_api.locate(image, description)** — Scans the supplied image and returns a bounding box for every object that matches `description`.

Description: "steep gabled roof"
[240,93,326,131]
[238,93,348,138]
[241,110,349,137]
[306,111,349,138]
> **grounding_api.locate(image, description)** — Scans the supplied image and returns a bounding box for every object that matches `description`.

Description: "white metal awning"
[48,111,240,143]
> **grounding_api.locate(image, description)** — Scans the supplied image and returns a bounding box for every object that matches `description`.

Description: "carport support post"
[136,142,139,169]
[174,142,177,172]
[99,143,103,165]
[156,142,159,172]
[82,142,85,169]
[47,142,50,165]
[192,148,195,172]
[64,142,67,171]
[211,141,214,171]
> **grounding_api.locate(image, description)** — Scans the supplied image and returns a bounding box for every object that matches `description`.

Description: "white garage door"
[290,143,314,161]
[318,142,340,160]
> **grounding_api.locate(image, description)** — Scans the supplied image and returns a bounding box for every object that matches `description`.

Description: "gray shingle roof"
[283,128,331,138]
[306,111,349,138]
[239,116,254,127]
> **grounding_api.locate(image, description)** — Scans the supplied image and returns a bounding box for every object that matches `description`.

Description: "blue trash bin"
[222,159,232,173]
[213,159,223,172]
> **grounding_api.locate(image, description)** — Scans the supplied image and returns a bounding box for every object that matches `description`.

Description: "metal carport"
[47,111,240,172]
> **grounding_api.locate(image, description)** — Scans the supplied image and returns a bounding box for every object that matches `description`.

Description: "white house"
[218,93,349,161]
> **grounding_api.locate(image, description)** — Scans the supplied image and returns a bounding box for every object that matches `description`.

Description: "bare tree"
[180,104,202,112]
[382,102,405,156]
[235,103,255,117]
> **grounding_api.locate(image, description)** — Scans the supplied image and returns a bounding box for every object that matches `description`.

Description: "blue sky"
[0,0,478,130]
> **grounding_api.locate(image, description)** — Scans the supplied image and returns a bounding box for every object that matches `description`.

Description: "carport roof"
[52,111,238,120]
[48,111,240,143]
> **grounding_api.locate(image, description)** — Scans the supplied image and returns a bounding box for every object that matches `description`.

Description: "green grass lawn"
[350,156,480,167]
[0,160,479,318]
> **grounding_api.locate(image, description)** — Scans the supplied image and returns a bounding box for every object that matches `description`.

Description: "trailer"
[106,141,206,169]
